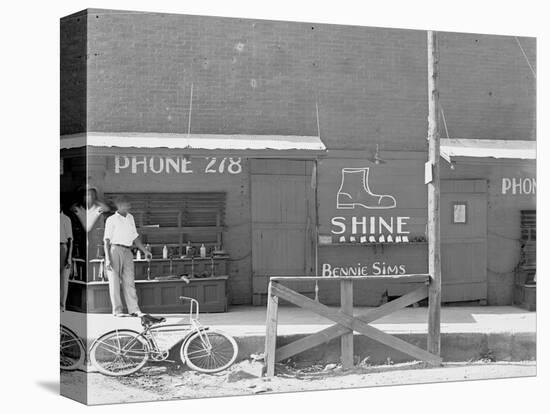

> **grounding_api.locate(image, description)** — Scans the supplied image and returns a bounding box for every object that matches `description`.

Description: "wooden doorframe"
[440,179,488,303]
[250,159,318,305]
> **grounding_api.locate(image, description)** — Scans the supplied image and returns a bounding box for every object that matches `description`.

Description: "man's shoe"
[139,314,166,326]
[113,313,127,317]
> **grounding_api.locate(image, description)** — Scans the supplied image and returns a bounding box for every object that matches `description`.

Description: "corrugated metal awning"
[440,138,536,162]
[60,132,327,154]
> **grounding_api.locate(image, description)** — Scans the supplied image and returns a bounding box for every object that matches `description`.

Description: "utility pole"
[427,30,442,357]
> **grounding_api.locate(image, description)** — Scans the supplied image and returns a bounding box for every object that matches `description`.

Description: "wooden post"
[427,30,442,357]
[340,279,354,369]
[264,280,279,377]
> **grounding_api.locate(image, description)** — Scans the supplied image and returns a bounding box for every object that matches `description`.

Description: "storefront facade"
[61,137,535,312]
[439,140,536,308]
[60,134,327,312]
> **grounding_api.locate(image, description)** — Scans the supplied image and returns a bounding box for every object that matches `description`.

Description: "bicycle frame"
[95,296,212,362]
[178,296,213,354]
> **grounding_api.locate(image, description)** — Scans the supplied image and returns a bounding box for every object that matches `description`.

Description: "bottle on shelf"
[145,243,152,259]
[162,245,168,259]
[200,244,206,258]
[185,240,192,257]
[136,250,142,260]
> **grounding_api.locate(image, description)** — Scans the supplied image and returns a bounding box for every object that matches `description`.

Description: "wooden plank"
[276,285,428,362]
[441,179,487,194]
[356,285,429,321]
[340,279,354,370]
[250,159,309,176]
[251,166,316,302]
[264,281,279,377]
[139,226,225,232]
[272,283,441,365]
[427,30,442,357]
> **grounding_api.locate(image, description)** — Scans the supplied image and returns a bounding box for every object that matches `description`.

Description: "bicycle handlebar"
[179,296,200,320]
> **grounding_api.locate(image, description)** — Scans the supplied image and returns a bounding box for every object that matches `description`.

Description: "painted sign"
[320,164,422,244]
[501,177,536,195]
[321,261,407,277]
[113,155,243,175]
[316,157,428,278]
[336,167,397,210]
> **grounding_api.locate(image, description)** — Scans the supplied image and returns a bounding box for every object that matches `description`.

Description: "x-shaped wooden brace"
[269,281,442,369]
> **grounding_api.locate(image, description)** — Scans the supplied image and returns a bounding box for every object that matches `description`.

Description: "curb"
[233,332,536,365]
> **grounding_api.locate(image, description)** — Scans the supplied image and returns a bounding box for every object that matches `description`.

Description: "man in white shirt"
[60,207,73,311]
[103,196,152,317]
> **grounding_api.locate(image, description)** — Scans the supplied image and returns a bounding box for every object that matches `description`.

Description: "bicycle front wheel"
[60,325,85,371]
[90,330,149,376]
[181,330,238,373]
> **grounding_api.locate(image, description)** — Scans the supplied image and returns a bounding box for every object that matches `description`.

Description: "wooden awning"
[60,132,327,157]
[440,138,536,162]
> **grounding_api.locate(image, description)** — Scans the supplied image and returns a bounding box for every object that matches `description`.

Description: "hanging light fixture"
[372,144,386,165]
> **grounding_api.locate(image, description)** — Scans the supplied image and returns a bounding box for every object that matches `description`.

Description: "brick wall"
[62,9,536,149]
[60,10,87,135]
[438,32,536,142]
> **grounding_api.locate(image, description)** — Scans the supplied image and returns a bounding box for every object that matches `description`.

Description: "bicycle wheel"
[60,325,85,371]
[90,329,149,376]
[181,329,238,373]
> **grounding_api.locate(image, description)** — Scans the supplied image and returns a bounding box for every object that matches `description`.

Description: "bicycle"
[60,325,86,371]
[89,297,238,376]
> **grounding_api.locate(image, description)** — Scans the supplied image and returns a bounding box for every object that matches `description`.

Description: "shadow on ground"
[36,380,59,395]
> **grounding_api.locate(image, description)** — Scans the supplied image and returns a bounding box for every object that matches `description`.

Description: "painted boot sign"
[337,167,396,210]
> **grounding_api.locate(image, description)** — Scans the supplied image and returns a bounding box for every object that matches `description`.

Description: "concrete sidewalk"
[62,305,536,365]
[63,305,536,339]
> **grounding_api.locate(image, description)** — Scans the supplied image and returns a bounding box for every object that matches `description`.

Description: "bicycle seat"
[140,314,166,327]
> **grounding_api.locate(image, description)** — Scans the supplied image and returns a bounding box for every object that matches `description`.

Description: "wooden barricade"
[264,275,442,377]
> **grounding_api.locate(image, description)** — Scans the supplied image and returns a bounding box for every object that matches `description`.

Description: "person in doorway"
[71,184,110,233]
[103,196,154,318]
[60,205,73,311]
[71,184,111,281]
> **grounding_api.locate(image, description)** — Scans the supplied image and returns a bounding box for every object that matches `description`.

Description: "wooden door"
[251,160,316,305]
[441,180,488,303]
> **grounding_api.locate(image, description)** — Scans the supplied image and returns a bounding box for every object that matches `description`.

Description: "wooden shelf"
[270,274,430,283]
[91,256,229,263]
[319,241,428,247]
[79,275,229,286]
[67,275,229,313]
[87,256,229,283]
[138,226,225,233]
[134,256,230,262]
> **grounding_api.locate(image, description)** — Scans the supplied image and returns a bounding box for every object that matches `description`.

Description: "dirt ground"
[61,359,536,405]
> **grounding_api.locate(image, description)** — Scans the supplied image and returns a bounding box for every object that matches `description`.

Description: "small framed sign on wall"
[452,202,468,224]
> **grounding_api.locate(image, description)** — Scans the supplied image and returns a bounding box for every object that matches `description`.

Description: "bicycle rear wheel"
[181,330,238,373]
[90,330,149,376]
[60,325,85,371]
